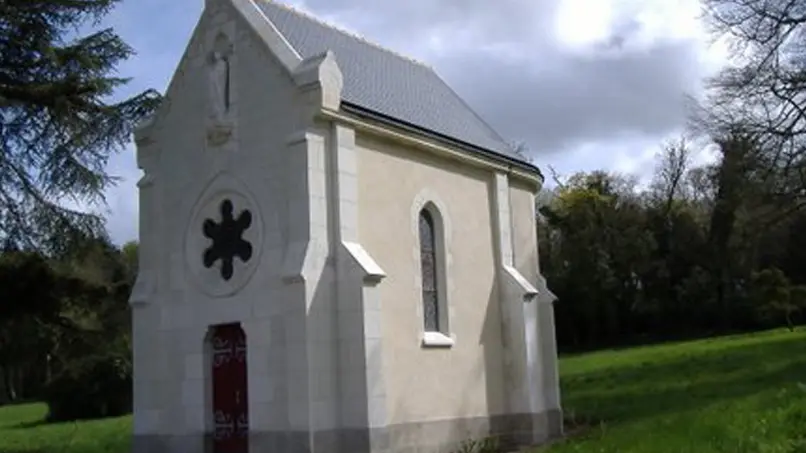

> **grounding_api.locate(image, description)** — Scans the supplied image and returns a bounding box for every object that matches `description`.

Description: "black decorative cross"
[202,199,253,281]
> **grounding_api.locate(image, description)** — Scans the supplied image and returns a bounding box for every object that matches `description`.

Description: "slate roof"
[256,1,536,170]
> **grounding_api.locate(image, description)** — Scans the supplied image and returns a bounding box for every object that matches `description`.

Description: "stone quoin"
[128,0,563,452]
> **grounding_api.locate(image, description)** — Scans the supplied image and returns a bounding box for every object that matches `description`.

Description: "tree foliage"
[0,238,134,418]
[541,132,806,351]
[0,0,161,251]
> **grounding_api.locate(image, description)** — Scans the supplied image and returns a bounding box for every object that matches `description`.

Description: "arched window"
[419,208,440,332]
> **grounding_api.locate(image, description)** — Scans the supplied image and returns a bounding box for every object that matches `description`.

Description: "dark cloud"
[437,41,701,155]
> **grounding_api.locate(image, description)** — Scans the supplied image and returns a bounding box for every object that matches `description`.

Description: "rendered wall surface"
[355,133,508,425]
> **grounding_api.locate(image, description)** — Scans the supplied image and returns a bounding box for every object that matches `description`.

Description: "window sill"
[421,331,455,348]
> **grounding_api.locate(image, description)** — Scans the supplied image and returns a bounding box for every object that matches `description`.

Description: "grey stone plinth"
[132,410,563,453]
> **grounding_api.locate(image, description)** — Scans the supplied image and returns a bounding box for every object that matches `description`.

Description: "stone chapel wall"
[354,133,510,427]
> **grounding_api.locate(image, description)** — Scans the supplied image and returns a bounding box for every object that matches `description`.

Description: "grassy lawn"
[541,328,806,453]
[0,403,130,453]
[0,328,805,453]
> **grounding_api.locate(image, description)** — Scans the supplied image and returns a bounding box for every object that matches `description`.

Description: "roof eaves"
[340,101,543,179]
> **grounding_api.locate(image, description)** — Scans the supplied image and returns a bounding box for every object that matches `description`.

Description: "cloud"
[94,0,726,244]
[436,42,701,155]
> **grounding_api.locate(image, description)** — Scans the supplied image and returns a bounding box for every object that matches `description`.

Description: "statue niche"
[207,32,235,146]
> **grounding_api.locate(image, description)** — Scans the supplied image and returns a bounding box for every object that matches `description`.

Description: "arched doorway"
[211,323,248,453]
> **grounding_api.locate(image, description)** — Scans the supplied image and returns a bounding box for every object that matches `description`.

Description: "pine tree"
[0,0,161,252]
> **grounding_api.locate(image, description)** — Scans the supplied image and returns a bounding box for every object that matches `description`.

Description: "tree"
[0,1,161,251]
[538,124,806,352]
[649,136,692,215]
[121,240,138,283]
[0,250,62,402]
[0,248,96,403]
[701,0,806,217]
[750,268,804,331]
[703,0,806,135]
[43,237,135,421]
[540,171,656,348]
[707,128,759,320]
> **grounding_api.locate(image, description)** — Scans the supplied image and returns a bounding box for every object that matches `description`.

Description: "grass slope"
[0,328,804,453]
[543,328,806,453]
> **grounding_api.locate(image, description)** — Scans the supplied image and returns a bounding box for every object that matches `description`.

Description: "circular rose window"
[185,174,262,298]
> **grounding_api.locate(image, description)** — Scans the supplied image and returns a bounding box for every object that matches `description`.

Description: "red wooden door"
[212,323,248,453]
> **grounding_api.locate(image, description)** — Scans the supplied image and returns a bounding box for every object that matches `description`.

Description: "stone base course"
[132,409,563,453]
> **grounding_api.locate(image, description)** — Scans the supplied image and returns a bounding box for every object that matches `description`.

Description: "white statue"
[209,50,230,121]
[206,34,235,146]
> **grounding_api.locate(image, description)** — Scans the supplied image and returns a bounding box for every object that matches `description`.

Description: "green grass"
[1,328,805,453]
[541,328,806,453]
[0,403,130,453]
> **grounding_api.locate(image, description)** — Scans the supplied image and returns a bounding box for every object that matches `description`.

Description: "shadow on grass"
[7,414,131,430]
[12,419,51,429]
[0,450,48,453]
[561,332,806,424]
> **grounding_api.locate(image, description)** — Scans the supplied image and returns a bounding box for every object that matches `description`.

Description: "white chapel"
[129,0,563,452]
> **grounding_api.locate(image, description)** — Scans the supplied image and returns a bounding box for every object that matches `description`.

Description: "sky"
[98,0,730,245]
